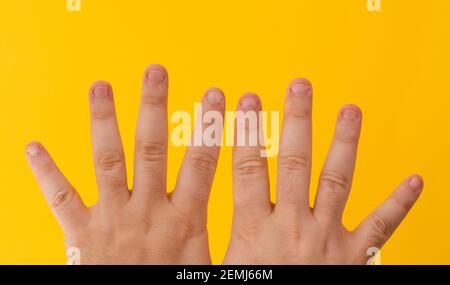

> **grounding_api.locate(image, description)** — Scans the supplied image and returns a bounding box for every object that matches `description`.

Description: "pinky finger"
[354,175,424,253]
[26,142,89,232]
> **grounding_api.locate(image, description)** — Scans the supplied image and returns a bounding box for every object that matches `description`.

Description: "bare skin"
[26,65,422,264]
[223,79,423,264]
[26,64,225,264]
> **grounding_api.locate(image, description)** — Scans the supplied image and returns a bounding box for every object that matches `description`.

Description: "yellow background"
[0,0,449,264]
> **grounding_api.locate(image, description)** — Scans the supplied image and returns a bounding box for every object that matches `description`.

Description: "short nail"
[26,144,41,157]
[342,108,360,121]
[291,84,311,97]
[240,96,259,110]
[93,86,109,99]
[206,89,224,104]
[147,70,165,83]
[408,176,423,191]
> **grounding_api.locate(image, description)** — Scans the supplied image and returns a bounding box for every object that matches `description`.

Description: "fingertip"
[144,64,168,83]
[332,104,362,144]
[204,87,225,106]
[25,141,44,159]
[340,104,362,122]
[89,81,112,100]
[25,142,53,178]
[288,78,313,97]
[408,175,424,194]
[238,93,261,111]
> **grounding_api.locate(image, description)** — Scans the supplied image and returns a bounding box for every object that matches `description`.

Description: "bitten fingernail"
[291,84,311,97]
[239,95,260,111]
[26,144,42,158]
[408,175,423,191]
[92,86,110,99]
[147,70,165,83]
[342,108,360,121]
[206,89,224,105]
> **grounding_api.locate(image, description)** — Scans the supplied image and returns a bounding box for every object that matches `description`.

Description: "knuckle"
[103,173,127,189]
[188,151,217,174]
[278,153,309,172]
[50,185,76,208]
[96,151,124,172]
[277,179,296,201]
[391,196,411,214]
[280,217,302,242]
[140,166,165,190]
[178,218,195,237]
[91,110,115,120]
[367,214,393,245]
[35,160,54,179]
[174,211,202,239]
[141,90,166,105]
[130,214,153,233]
[285,104,311,120]
[320,171,349,194]
[277,173,304,203]
[286,225,302,243]
[145,166,164,181]
[233,156,266,177]
[234,219,262,243]
[187,189,210,204]
[335,126,360,144]
[137,141,166,162]
[233,197,261,213]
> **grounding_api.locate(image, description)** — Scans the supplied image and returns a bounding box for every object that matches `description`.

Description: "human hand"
[224,79,423,264]
[26,65,225,264]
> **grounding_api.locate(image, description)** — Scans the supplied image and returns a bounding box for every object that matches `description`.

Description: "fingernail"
[26,144,41,157]
[240,96,260,110]
[147,70,165,83]
[291,84,311,97]
[92,86,109,99]
[206,89,224,104]
[342,108,360,121]
[408,176,423,191]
